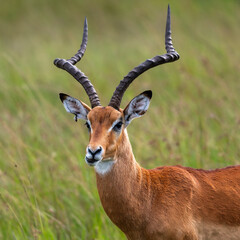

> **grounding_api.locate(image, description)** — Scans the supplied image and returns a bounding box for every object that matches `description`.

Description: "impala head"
[59,90,152,166]
[55,6,179,168]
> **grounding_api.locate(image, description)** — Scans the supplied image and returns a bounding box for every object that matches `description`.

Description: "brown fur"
[86,107,240,240]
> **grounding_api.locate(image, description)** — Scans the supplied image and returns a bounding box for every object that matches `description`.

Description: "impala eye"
[113,121,123,132]
[85,121,91,131]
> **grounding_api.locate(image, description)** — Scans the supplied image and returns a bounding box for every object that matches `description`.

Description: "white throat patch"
[94,159,115,175]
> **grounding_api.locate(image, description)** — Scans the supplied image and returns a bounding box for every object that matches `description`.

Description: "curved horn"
[54,17,101,108]
[109,5,180,110]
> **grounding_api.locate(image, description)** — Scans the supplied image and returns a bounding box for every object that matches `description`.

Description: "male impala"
[54,6,240,240]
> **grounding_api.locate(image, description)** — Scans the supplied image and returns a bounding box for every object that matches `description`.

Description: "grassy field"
[0,0,240,239]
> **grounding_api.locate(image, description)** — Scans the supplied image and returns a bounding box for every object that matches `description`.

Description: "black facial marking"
[75,114,78,122]
[126,115,131,122]
[85,121,91,131]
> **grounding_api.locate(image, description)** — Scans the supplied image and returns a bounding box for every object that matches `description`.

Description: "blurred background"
[0,0,239,239]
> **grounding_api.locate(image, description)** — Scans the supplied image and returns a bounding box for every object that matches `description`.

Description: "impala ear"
[123,90,152,127]
[59,93,91,121]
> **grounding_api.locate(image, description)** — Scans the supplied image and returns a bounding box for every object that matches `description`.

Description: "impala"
[54,6,240,240]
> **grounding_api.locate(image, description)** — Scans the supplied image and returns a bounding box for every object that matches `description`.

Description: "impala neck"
[95,129,145,230]
[95,129,140,188]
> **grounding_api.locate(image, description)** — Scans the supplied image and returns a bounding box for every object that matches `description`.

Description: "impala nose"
[85,146,103,166]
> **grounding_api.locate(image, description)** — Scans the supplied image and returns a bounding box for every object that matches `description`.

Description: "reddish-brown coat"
[89,107,240,240]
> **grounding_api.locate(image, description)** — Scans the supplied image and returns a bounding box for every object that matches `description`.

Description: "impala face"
[86,106,123,165]
[60,91,152,170]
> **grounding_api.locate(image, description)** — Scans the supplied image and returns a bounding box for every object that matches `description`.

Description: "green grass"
[0,0,240,239]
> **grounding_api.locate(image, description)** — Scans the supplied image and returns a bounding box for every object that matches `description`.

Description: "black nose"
[88,146,102,157]
[86,146,103,165]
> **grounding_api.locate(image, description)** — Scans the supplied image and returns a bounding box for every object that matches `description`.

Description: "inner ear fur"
[59,93,91,121]
[123,90,152,127]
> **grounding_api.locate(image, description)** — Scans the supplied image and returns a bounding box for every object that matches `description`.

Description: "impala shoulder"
[151,165,200,190]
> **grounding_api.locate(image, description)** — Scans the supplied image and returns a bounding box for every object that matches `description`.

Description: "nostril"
[95,146,102,155]
[87,147,94,155]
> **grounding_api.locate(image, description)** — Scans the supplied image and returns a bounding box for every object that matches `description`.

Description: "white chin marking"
[94,159,115,175]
